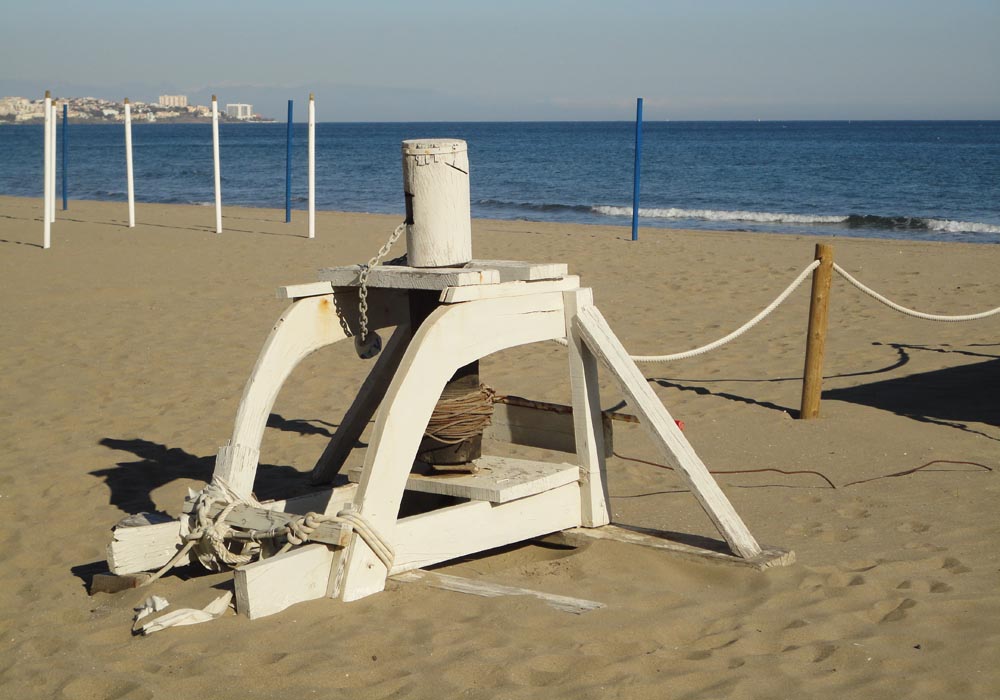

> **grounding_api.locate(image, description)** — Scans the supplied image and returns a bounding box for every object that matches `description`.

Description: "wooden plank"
[552,525,795,571]
[564,289,611,528]
[318,265,500,290]
[440,275,580,304]
[181,501,351,548]
[276,281,335,300]
[310,325,412,485]
[394,570,604,614]
[234,544,335,620]
[348,455,579,504]
[107,519,185,575]
[260,483,358,516]
[215,288,409,498]
[337,292,569,602]
[389,482,582,574]
[464,260,569,282]
[484,400,613,458]
[573,304,763,559]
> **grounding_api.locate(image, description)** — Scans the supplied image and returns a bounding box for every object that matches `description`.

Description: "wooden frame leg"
[338,292,569,602]
[213,289,409,499]
[563,289,610,527]
[572,303,763,559]
[309,325,412,485]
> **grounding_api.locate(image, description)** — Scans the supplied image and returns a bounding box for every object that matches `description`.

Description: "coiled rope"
[832,262,1000,322]
[424,384,496,444]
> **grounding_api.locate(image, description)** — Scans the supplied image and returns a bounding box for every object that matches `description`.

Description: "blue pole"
[61,103,67,210]
[285,100,293,223]
[631,97,643,242]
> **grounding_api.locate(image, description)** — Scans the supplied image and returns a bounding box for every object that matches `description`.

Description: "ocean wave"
[476,198,593,214]
[591,205,1000,235]
[592,205,846,225]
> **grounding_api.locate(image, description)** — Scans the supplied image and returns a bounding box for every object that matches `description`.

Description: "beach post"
[61,103,67,210]
[631,97,643,242]
[42,90,51,248]
[285,100,293,223]
[402,138,472,268]
[800,243,834,419]
[308,93,315,239]
[212,95,222,233]
[50,101,57,223]
[124,99,135,228]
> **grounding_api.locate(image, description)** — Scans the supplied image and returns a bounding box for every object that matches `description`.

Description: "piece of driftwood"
[394,570,604,614]
[108,518,185,576]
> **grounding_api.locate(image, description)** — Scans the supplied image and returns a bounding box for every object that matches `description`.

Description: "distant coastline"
[0,95,275,124]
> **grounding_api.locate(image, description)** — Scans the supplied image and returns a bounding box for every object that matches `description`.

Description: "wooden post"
[212,95,222,233]
[49,101,57,223]
[308,93,315,239]
[42,90,51,249]
[401,139,471,268]
[799,243,833,419]
[631,97,643,242]
[124,99,135,228]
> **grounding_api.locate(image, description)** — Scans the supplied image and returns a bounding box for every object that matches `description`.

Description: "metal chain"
[358,222,406,347]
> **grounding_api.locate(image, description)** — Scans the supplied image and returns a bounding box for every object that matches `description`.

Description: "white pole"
[212,95,222,233]
[43,90,51,248]
[49,101,57,223]
[308,92,315,239]
[124,98,135,228]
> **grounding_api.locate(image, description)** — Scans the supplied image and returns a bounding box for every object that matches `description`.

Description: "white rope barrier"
[832,263,1000,322]
[622,260,821,363]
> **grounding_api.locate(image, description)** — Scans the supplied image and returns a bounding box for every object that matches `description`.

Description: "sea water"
[1,120,997,243]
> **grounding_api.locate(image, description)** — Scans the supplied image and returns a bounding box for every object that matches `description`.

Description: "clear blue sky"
[2,0,997,121]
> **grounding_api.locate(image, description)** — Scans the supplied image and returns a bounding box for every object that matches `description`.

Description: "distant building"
[226,103,253,120]
[159,94,188,107]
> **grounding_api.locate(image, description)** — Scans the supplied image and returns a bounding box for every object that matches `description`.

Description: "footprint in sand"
[897,521,931,533]
[942,557,971,574]
[876,598,918,623]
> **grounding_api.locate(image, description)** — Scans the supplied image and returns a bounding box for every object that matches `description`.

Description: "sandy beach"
[1,194,998,699]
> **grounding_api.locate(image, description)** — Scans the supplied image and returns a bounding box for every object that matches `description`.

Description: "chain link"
[358,222,406,347]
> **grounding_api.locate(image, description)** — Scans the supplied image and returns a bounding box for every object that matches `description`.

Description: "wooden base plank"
[464,260,568,282]
[550,525,795,571]
[234,544,336,620]
[440,276,580,303]
[107,519,185,575]
[318,265,500,290]
[394,570,604,614]
[347,455,579,504]
[90,571,152,595]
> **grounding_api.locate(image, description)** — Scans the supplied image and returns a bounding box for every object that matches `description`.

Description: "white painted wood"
[212,96,222,233]
[318,265,500,290]
[440,275,580,303]
[338,292,568,601]
[276,281,335,300]
[486,398,614,457]
[563,289,611,527]
[42,93,51,248]
[307,93,315,239]
[394,570,604,614]
[261,483,358,515]
[124,100,135,227]
[389,482,582,574]
[402,139,471,267]
[573,304,762,559]
[213,288,409,498]
[465,260,569,282]
[234,544,335,619]
[310,325,411,485]
[347,455,579,504]
[556,526,795,570]
[48,101,56,223]
[107,520,185,575]
[185,500,351,547]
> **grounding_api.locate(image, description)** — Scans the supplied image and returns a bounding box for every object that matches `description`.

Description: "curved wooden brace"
[338,291,569,601]
[213,288,410,498]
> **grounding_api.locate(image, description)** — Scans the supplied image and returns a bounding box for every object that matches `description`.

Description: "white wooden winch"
[106,138,792,619]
